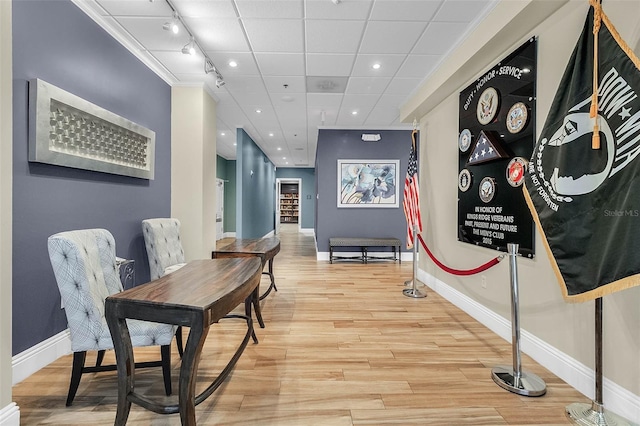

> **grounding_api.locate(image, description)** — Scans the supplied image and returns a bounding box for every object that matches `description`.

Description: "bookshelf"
[280,184,299,223]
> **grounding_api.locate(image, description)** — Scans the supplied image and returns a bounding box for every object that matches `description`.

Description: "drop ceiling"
[74,0,497,167]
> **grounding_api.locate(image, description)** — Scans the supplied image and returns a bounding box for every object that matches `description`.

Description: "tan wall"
[171,86,217,261]
[0,0,13,412]
[410,0,640,402]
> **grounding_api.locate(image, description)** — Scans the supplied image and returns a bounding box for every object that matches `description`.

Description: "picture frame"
[337,159,399,208]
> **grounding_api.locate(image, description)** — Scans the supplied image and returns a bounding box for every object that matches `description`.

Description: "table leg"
[179,319,209,426]
[259,258,277,300]
[105,309,134,426]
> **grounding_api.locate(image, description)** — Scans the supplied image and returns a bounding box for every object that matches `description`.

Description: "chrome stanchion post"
[491,243,546,396]
[566,298,633,425]
[403,225,426,298]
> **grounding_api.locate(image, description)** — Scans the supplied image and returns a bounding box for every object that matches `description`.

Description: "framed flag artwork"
[457,38,537,257]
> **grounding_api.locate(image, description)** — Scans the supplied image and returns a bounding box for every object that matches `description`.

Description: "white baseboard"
[0,403,19,426]
[223,232,236,239]
[418,269,640,423]
[12,329,70,385]
[300,228,314,235]
[317,251,414,262]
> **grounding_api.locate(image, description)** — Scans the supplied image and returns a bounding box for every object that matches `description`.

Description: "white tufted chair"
[142,218,186,281]
[47,228,175,406]
[142,218,187,355]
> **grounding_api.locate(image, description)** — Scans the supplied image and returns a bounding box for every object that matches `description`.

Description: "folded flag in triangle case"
[524,0,640,302]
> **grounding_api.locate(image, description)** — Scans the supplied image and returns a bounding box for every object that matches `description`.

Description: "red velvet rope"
[417,234,502,276]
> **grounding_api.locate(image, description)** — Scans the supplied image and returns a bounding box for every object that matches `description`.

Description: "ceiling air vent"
[306,76,348,93]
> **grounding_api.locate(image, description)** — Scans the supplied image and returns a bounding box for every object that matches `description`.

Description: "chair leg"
[95,350,105,367]
[161,345,172,396]
[244,298,259,343]
[175,326,184,358]
[66,351,86,406]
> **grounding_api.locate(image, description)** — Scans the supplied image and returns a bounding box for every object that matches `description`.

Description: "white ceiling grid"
[80,0,496,166]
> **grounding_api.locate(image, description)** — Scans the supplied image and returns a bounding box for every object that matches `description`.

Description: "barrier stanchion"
[565,298,634,425]
[403,225,426,298]
[491,243,546,397]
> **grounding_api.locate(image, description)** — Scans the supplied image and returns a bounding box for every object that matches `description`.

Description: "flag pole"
[565,298,632,425]
[491,243,546,396]
[403,224,426,298]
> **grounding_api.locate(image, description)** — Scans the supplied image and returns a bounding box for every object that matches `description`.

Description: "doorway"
[276,178,302,234]
[216,178,224,240]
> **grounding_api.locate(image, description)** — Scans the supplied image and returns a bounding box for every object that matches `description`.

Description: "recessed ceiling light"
[229,60,238,67]
[277,147,282,151]
[256,109,262,113]
[372,63,381,70]
[220,132,225,136]
[282,157,286,160]
[351,111,358,115]
[233,143,237,146]
[269,133,274,137]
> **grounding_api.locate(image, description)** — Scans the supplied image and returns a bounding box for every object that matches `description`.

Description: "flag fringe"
[523,184,640,303]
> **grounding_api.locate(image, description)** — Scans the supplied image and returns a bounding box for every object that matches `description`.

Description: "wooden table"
[212,237,280,328]
[105,258,263,426]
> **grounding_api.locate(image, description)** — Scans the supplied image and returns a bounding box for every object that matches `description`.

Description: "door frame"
[275,178,302,234]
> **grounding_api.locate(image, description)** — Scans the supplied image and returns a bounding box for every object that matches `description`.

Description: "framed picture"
[337,159,399,208]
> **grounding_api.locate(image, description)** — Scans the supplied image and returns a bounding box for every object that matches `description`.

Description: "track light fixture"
[165,0,225,87]
[162,13,179,34]
[181,37,196,56]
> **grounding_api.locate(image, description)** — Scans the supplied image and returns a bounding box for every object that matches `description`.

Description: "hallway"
[13,226,587,424]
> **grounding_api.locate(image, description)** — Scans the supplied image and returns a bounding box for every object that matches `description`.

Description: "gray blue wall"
[12,0,171,354]
[236,129,276,238]
[315,129,414,252]
[276,168,316,230]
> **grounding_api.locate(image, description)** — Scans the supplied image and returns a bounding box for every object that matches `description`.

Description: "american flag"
[403,130,422,249]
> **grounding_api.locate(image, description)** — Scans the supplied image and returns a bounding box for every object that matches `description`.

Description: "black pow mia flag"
[524,1,640,302]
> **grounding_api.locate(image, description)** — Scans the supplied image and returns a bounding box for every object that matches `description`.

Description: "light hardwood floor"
[13,224,589,425]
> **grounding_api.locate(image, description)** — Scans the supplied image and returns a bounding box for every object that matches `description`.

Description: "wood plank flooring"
[13,224,589,425]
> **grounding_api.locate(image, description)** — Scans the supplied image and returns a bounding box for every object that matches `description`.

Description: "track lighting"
[162,13,179,34]
[165,0,224,87]
[181,37,196,56]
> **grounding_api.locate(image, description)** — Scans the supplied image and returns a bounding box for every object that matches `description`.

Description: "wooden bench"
[329,237,401,264]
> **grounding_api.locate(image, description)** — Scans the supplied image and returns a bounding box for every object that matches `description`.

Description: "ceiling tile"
[364,94,407,126]
[206,52,260,76]
[223,75,268,92]
[95,0,172,16]
[306,54,355,77]
[433,0,493,23]
[263,76,307,93]
[396,55,440,78]
[116,17,191,51]
[229,91,271,106]
[305,0,373,20]
[173,0,238,18]
[385,77,424,97]
[307,93,343,108]
[359,21,427,54]
[346,76,391,95]
[305,20,366,53]
[254,53,305,76]
[236,0,304,19]
[151,50,207,75]
[337,94,380,123]
[184,18,251,52]
[369,0,440,21]
[351,54,405,77]
[243,19,304,53]
[412,22,468,55]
